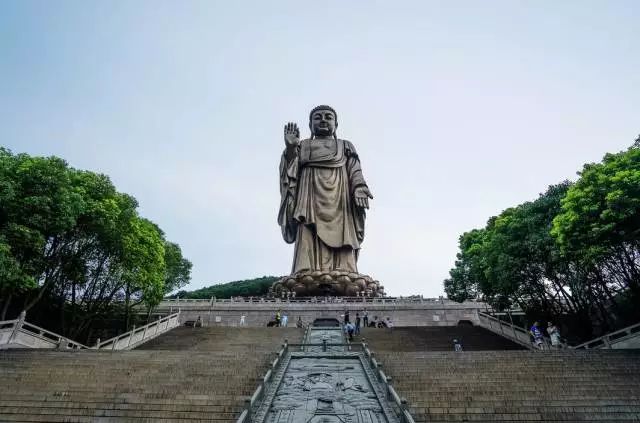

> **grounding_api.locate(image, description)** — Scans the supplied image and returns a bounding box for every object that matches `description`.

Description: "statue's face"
[310,109,337,137]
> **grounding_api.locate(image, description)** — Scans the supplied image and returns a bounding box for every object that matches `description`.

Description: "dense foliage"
[172,276,280,299]
[445,141,640,340]
[0,148,192,339]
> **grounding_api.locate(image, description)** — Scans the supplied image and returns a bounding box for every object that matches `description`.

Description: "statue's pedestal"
[270,270,384,297]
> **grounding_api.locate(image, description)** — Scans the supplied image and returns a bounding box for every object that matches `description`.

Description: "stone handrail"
[573,321,640,349]
[163,296,477,305]
[1,312,89,350]
[477,311,534,349]
[237,339,290,423]
[362,341,416,423]
[95,311,181,350]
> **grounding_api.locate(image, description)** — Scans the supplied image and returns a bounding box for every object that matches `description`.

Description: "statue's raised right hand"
[284,122,300,149]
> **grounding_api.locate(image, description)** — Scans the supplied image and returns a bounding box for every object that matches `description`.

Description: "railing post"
[57,337,67,350]
[9,310,26,344]
[244,399,251,421]
[508,311,517,341]
[127,325,135,348]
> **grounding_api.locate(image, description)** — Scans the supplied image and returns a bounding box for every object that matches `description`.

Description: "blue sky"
[1,1,639,296]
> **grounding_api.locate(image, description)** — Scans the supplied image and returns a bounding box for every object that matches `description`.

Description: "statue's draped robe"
[278,138,367,274]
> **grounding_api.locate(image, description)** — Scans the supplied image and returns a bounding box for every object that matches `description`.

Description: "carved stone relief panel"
[265,357,389,423]
[306,328,345,352]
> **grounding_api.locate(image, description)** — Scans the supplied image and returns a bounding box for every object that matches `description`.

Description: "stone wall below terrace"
[151,300,484,328]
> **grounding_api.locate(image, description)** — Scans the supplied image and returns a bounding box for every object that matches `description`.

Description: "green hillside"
[170,276,281,299]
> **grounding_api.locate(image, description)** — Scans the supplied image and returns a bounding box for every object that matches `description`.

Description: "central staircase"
[1,323,640,422]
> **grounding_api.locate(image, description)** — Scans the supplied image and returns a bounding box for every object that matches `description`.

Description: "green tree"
[0,148,191,338]
[552,146,640,323]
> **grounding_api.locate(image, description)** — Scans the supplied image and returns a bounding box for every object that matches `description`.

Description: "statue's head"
[309,105,338,138]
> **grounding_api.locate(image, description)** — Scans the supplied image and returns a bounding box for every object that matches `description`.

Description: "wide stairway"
[0,327,302,422]
[361,328,640,422]
[357,325,524,351]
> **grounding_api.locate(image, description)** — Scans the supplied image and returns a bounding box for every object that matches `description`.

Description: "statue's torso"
[308,138,337,161]
[299,138,346,168]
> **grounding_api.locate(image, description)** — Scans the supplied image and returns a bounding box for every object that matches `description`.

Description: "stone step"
[0,327,304,422]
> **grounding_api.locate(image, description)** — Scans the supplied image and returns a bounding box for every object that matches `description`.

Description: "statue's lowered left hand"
[354,186,373,209]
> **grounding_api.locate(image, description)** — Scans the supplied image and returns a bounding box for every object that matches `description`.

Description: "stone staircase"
[358,325,524,351]
[361,328,640,422]
[0,327,303,422]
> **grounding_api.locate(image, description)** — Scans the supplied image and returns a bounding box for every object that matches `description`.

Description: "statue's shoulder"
[339,139,359,157]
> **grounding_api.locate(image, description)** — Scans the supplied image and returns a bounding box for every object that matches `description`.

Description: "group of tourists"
[341,309,394,341]
[529,321,564,349]
[268,309,305,328]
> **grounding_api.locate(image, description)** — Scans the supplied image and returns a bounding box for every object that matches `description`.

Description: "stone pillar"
[8,310,26,344]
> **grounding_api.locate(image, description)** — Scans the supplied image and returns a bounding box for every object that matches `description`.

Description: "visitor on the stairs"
[453,339,463,352]
[547,321,563,349]
[345,322,355,341]
[530,321,545,350]
[386,317,394,330]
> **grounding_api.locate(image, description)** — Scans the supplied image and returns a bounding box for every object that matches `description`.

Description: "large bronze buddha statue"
[272,105,383,297]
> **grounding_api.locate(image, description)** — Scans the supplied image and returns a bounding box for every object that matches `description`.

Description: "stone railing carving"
[0,311,89,350]
[237,339,290,423]
[573,321,640,349]
[362,342,416,423]
[477,311,534,349]
[95,311,181,350]
[163,296,479,305]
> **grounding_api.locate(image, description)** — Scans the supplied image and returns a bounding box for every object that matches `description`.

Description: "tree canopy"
[0,148,192,339]
[445,141,640,340]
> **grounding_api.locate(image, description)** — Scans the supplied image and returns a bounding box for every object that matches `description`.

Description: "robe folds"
[278,138,368,274]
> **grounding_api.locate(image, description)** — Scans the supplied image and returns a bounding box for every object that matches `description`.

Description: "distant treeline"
[171,276,281,299]
[445,137,640,341]
[0,148,192,341]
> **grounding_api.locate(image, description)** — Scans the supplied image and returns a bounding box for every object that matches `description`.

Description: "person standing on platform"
[275,309,281,327]
[240,315,246,326]
[281,312,289,327]
[344,310,350,324]
[363,310,368,328]
[355,313,361,335]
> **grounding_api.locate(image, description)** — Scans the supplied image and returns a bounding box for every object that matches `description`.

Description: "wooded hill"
[171,276,281,299]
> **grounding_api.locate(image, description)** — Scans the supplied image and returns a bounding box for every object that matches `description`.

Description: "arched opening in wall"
[457,320,474,326]
[313,318,341,327]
